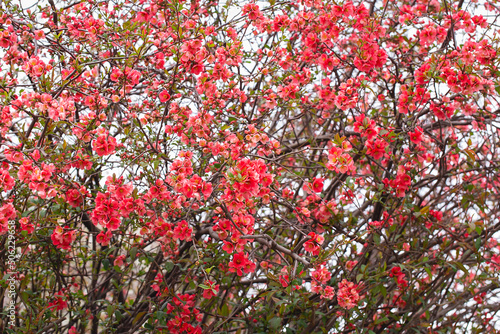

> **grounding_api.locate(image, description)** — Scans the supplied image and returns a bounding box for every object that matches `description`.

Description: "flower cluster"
[51,226,76,251]
[390,266,408,288]
[353,114,378,140]
[337,279,361,309]
[366,138,388,160]
[17,160,57,199]
[304,232,325,256]
[91,176,136,231]
[327,141,355,174]
[22,56,51,77]
[166,294,202,334]
[92,129,117,156]
[383,166,412,198]
[0,203,16,234]
[354,41,387,72]
[0,163,14,191]
[201,280,220,299]
[48,289,68,311]
[228,252,256,276]
[225,158,273,200]
[311,265,333,299]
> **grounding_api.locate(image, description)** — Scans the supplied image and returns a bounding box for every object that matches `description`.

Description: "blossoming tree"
[2,0,500,332]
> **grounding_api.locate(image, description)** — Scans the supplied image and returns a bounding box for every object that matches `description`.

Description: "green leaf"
[269,317,282,329]
[156,311,166,321]
[389,223,398,233]
[219,303,229,317]
[453,261,469,275]
[374,316,389,325]
[102,259,110,271]
[356,273,363,283]
[463,149,476,162]
[380,285,387,297]
[475,225,483,235]
[495,83,500,96]
[20,291,29,304]
[133,312,146,325]
[165,261,174,272]
[130,247,137,261]
[425,267,433,278]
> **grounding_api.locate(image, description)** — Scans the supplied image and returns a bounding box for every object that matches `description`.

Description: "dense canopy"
[2,0,500,332]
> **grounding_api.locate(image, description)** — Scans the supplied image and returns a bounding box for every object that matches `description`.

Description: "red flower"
[390,266,408,287]
[312,177,324,193]
[242,3,262,21]
[228,252,254,276]
[20,217,34,234]
[366,139,388,160]
[49,290,68,310]
[228,252,246,276]
[96,230,112,246]
[311,265,331,285]
[159,90,171,102]
[304,232,324,256]
[92,133,117,156]
[409,126,423,144]
[173,220,193,242]
[66,189,83,207]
